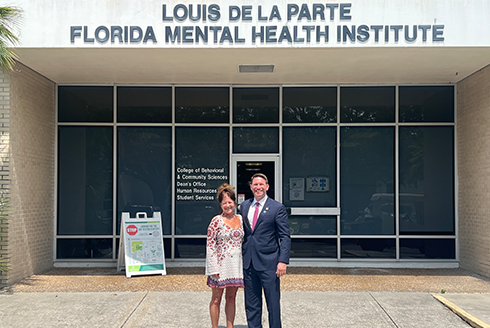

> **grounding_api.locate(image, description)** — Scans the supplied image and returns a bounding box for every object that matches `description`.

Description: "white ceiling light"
[238,64,275,73]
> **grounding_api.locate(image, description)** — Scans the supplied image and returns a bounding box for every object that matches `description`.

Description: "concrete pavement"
[0,291,489,327]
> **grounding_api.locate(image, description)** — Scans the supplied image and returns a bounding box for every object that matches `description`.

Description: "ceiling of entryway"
[14,47,490,85]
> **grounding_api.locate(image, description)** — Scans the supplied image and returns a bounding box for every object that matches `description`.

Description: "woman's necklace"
[221,213,235,219]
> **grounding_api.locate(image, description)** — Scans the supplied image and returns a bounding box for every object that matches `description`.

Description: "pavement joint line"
[432,294,490,328]
[369,292,399,328]
[120,291,148,328]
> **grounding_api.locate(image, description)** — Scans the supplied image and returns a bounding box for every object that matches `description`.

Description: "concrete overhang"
[15,46,490,85]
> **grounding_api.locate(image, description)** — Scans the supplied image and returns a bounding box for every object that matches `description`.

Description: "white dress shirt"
[247,195,268,227]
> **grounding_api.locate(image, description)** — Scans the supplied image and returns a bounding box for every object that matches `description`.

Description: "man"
[241,173,291,328]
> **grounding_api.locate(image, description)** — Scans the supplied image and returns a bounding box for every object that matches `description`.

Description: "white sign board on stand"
[119,211,166,278]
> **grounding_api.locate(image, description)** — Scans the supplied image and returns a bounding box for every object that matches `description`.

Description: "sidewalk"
[1,267,490,327]
[0,291,489,327]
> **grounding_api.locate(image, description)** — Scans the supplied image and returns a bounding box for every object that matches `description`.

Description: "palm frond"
[0,40,17,71]
[0,6,22,72]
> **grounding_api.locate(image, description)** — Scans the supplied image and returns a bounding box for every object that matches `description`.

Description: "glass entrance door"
[232,155,280,204]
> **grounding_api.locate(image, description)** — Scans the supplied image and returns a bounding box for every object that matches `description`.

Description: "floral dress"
[206,214,245,288]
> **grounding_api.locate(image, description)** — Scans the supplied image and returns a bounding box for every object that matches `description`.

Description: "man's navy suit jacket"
[240,197,291,272]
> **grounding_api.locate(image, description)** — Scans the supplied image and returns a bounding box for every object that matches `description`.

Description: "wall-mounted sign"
[307,177,329,192]
[68,2,448,47]
[289,177,305,201]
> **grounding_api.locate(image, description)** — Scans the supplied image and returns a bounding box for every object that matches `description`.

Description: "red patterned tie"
[252,202,260,230]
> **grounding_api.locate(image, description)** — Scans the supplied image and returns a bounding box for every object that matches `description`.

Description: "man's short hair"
[250,173,269,185]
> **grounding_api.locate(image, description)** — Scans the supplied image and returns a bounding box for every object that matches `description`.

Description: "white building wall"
[10,0,490,48]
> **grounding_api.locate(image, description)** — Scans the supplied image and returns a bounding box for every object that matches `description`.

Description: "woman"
[206,183,245,328]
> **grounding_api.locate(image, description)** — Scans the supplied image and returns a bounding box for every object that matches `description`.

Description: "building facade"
[2,0,490,286]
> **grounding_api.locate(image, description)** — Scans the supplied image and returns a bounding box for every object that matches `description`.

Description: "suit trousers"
[244,264,282,328]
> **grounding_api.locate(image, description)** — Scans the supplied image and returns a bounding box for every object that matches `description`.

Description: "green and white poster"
[121,212,166,278]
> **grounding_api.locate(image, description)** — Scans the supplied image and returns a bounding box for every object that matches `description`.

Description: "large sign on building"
[12,0,490,48]
[71,3,445,46]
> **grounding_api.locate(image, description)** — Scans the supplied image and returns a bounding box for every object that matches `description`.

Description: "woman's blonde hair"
[216,183,236,203]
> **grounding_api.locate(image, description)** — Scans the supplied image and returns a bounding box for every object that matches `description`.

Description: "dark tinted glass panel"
[57,238,112,259]
[288,216,336,235]
[340,87,395,123]
[283,127,336,207]
[118,127,172,235]
[341,238,395,258]
[400,239,455,259]
[233,127,279,153]
[117,87,171,123]
[283,87,337,123]
[163,238,171,260]
[176,87,229,123]
[291,238,337,258]
[175,238,206,258]
[58,127,113,235]
[399,86,454,122]
[175,127,228,235]
[399,127,454,235]
[233,88,279,123]
[340,127,395,235]
[58,86,113,122]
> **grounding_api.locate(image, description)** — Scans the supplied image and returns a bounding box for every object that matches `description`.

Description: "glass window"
[283,127,336,207]
[175,238,206,258]
[283,87,337,123]
[400,238,455,259]
[176,87,230,123]
[117,87,172,123]
[57,238,112,259]
[399,127,454,235]
[58,86,113,122]
[340,87,395,123]
[291,238,337,258]
[163,238,171,260]
[399,86,454,122]
[58,127,113,235]
[233,127,279,153]
[341,238,396,259]
[118,127,172,235]
[233,88,279,123]
[288,216,336,235]
[175,127,229,235]
[340,127,395,235]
